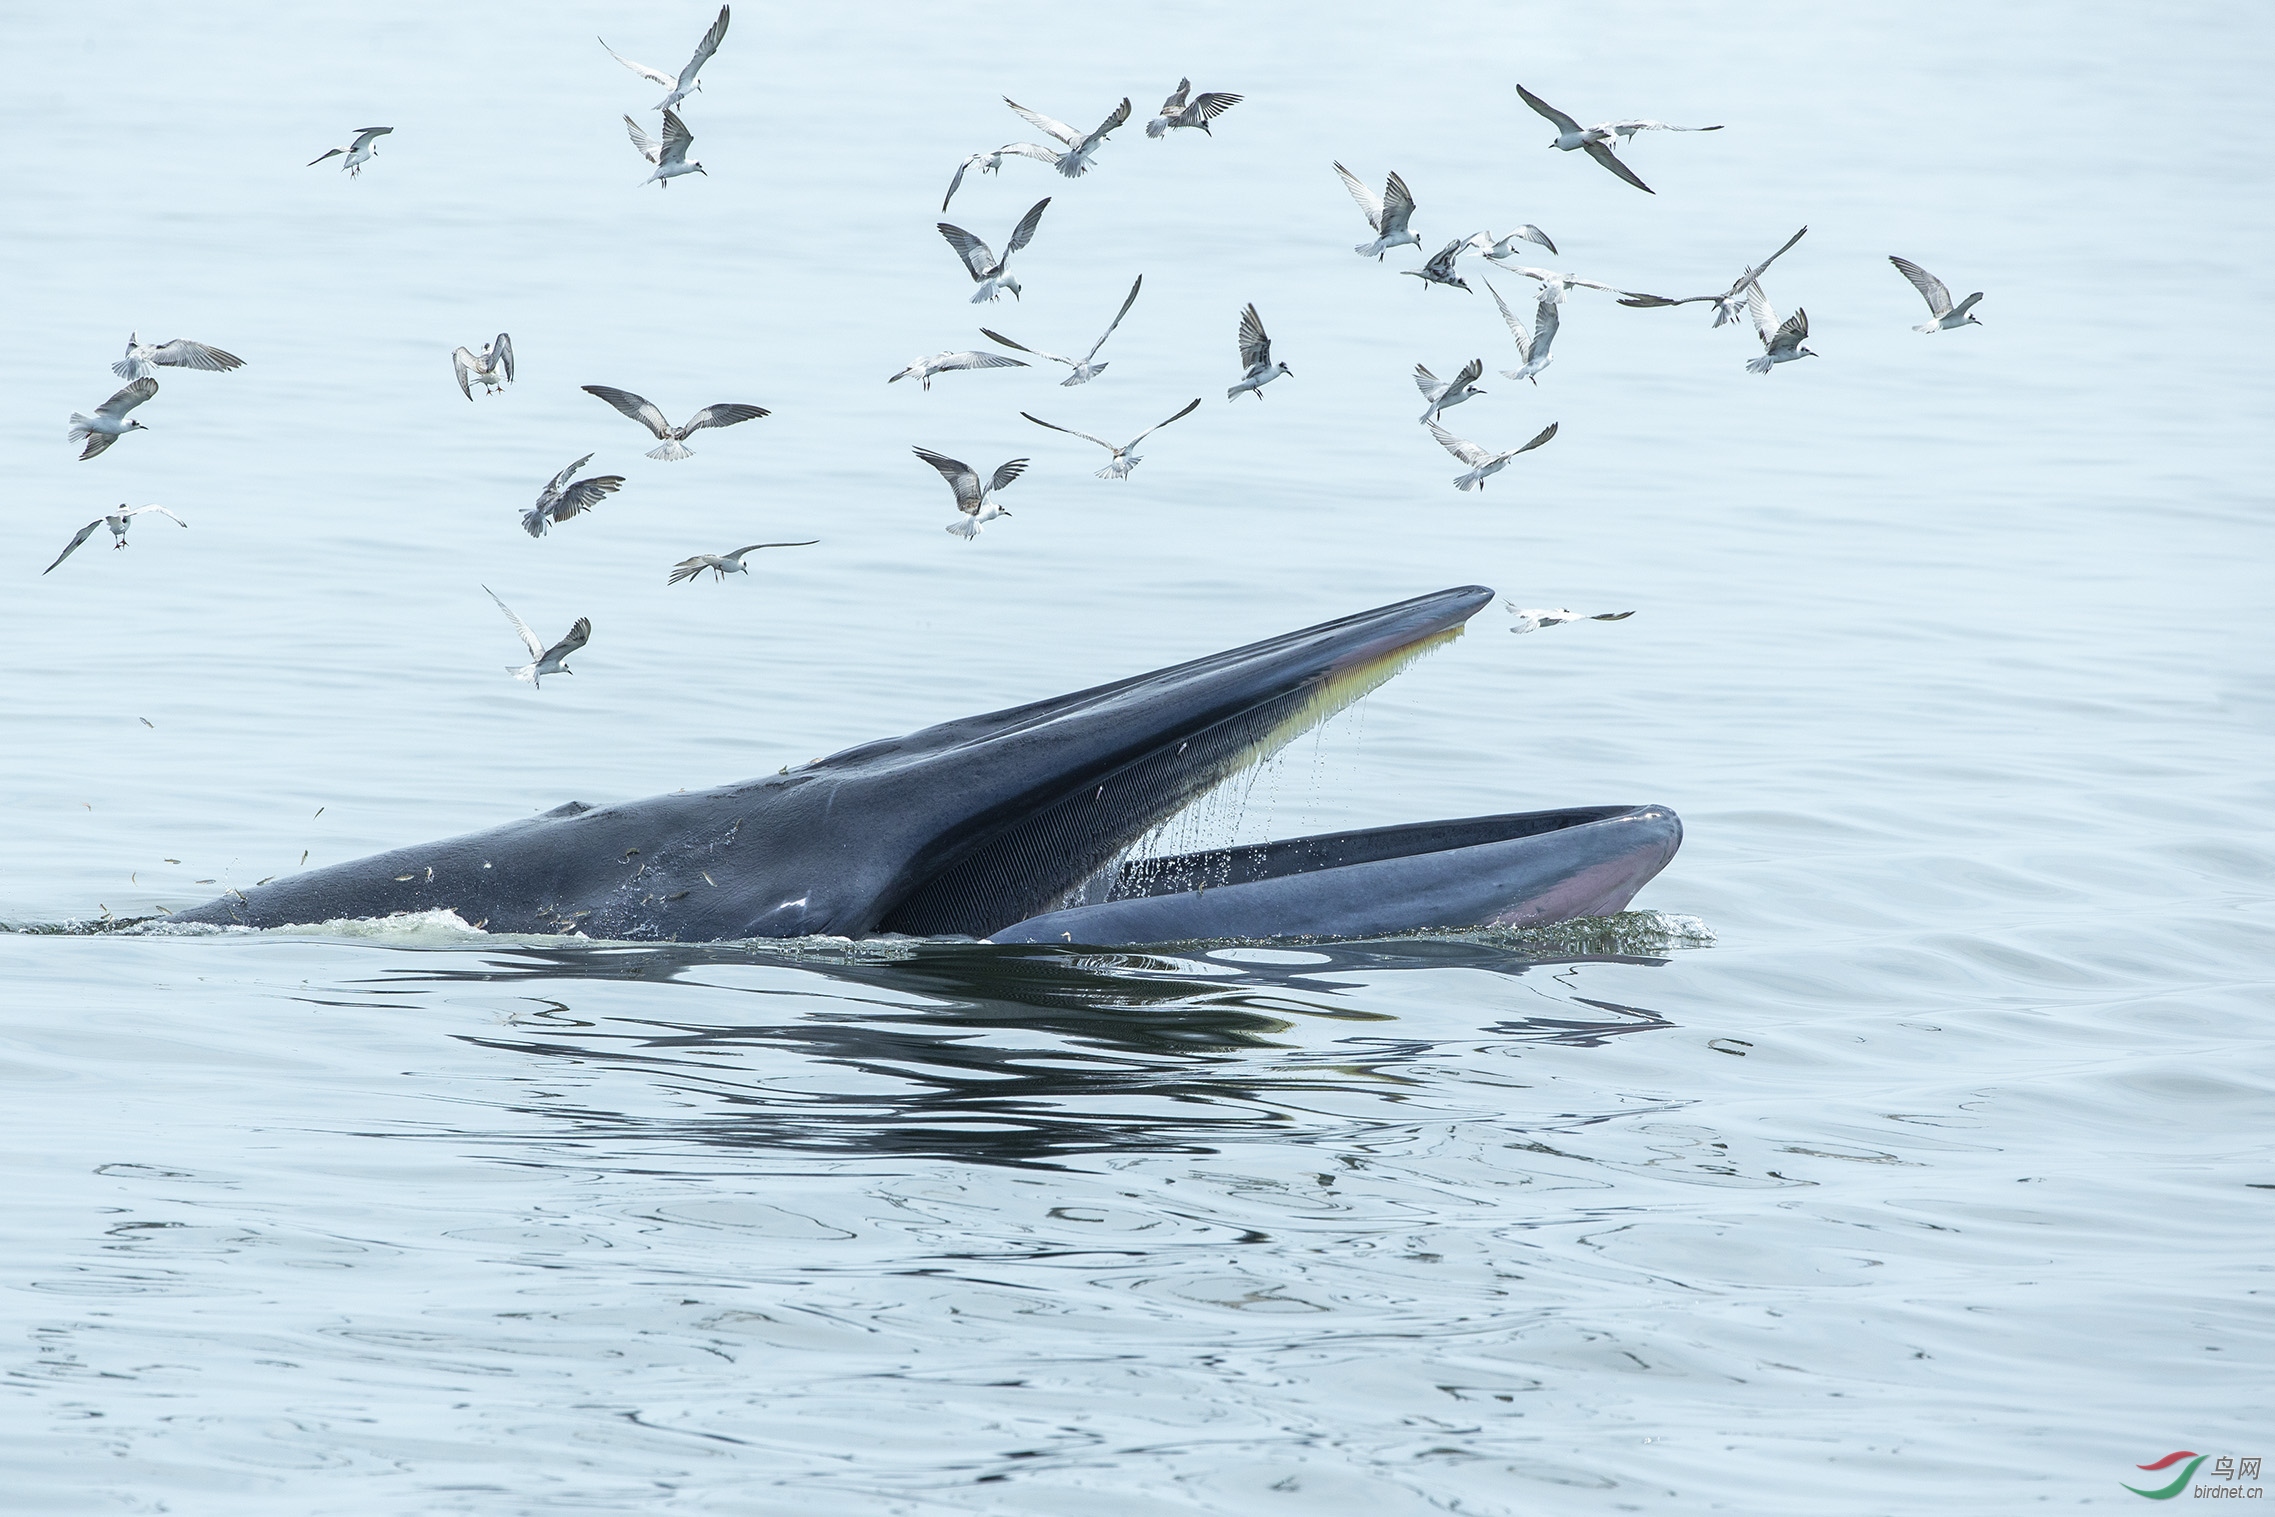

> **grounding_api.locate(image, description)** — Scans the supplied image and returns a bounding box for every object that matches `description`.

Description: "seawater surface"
[4,1,2272,1511]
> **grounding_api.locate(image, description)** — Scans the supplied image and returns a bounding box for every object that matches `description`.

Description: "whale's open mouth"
[870,591,1480,937]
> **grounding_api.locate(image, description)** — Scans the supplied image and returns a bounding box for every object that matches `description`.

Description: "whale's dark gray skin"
[169,586,1682,943]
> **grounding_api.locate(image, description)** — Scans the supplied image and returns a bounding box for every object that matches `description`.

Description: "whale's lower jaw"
[985,805,1681,946]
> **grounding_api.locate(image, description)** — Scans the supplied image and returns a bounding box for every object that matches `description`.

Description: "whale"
[168,586,1681,944]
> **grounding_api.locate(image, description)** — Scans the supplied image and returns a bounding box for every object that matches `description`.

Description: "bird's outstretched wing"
[1426,422,1488,467]
[43,520,103,575]
[1020,411,1116,451]
[624,114,659,163]
[937,222,999,278]
[1528,292,1561,365]
[1609,119,1722,135]
[987,459,1029,495]
[935,346,1034,375]
[684,403,767,434]
[1776,307,1810,350]
[350,127,393,150]
[726,540,817,559]
[980,329,1071,366]
[97,378,158,419]
[1450,357,1485,392]
[599,37,674,87]
[1616,290,1717,309]
[549,474,625,522]
[1004,97,1080,146]
[1002,198,1050,260]
[1078,98,1132,152]
[1413,363,1441,398]
[308,147,345,166]
[1189,91,1241,123]
[1746,281,1778,347]
[131,506,188,528]
[484,586,545,659]
[677,5,729,92]
[583,384,673,439]
[1484,279,1534,363]
[912,447,983,511]
[1083,275,1142,361]
[451,347,477,400]
[1128,397,1202,446]
[1158,78,1191,113]
[1332,161,1384,232]
[146,339,243,373]
[657,109,694,165]
[1510,421,1559,456]
[1237,304,1271,368]
[1583,140,1654,193]
[492,333,515,382]
[1889,256,1953,317]
[1745,226,1810,288]
[542,618,592,664]
[666,557,711,585]
[1514,83,1581,133]
[539,454,594,506]
[1379,171,1416,234]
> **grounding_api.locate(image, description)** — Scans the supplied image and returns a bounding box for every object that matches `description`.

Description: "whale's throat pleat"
[876,629,1455,937]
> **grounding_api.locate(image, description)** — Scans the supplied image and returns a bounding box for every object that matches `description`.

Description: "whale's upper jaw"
[793,586,1496,939]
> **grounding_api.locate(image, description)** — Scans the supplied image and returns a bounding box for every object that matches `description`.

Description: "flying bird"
[582,385,768,460]
[68,378,157,460]
[1890,256,1985,332]
[521,455,625,538]
[1514,85,1717,193]
[598,5,729,113]
[1403,237,1479,293]
[1332,161,1420,260]
[308,127,393,177]
[667,540,819,584]
[1000,95,1132,177]
[1415,359,1486,425]
[485,587,589,688]
[981,275,1140,385]
[1227,303,1292,400]
[1146,79,1242,137]
[625,109,705,187]
[1474,226,1559,260]
[44,506,186,574]
[451,333,515,400]
[942,146,1025,211]
[1745,285,1815,374]
[112,335,244,381]
[938,197,1049,303]
[888,350,1029,390]
[1021,398,1201,479]
[1486,277,1559,385]
[913,448,1027,540]
[1426,421,1559,492]
[1507,605,1633,634]
[1618,226,1809,328]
